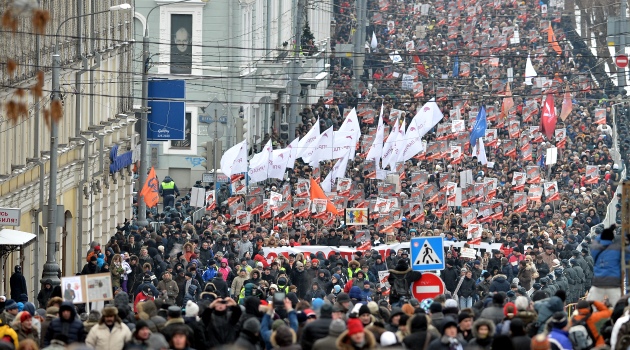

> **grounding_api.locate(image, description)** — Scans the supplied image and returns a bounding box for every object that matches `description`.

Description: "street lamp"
[42,3,131,286]
[136,0,192,227]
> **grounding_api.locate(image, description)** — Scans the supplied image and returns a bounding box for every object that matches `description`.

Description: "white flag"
[220,140,248,177]
[371,31,378,49]
[412,98,444,138]
[366,105,385,168]
[471,137,488,165]
[248,140,272,182]
[399,121,426,162]
[391,119,407,168]
[331,131,356,159]
[285,137,299,169]
[321,150,351,192]
[525,54,537,86]
[268,148,291,180]
[337,108,360,159]
[381,117,400,169]
[311,126,334,165]
[297,118,320,159]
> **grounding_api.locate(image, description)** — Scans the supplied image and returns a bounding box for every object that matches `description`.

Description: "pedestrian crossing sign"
[410,237,445,271]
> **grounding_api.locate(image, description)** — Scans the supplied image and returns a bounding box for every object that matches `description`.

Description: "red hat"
[304,309,316,319]
[94,245,101,251]
[347,318,364,336]
[20,312,32,322]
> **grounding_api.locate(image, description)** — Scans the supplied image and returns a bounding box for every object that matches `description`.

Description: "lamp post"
[136,0,192,227]
[42,3,131,286]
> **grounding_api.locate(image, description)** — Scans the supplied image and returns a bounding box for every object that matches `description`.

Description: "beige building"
[0,0,135,298]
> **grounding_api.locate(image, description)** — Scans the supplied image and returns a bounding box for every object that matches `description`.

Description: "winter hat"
[334,285,342,293]
[367,301,379,315]
[332,273,341,280]
[401,303,415,316]
[135,320,150,332]
[5,299,17,310]
[35,309,46,318]
[167,305,182,319]
[380,331,398,346]
[347,317,364,336]
[101,306,118,317]
[601,224,616,241]
[429,302,442,314]
[503,302,517,317]
[272,319,286,331]
[17,302,24,312]
[576,300,591,311]
[243,318,260,334]
[458,312,472,323]
[444,299,458,309]
[87,310,101,322]
[549,311,568,329]
[440,317,458,335]
[337,292,350,303]
[531,334,551,350]
[185,301,199,317]
[329,319,346,337]
[312,298,324,311]
[359,304,371,316]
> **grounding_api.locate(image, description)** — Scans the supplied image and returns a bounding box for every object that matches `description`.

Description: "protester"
[43,302,85,346]
[85,306,132,350]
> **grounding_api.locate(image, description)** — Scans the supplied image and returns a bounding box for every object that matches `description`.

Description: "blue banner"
[147,79,186,141]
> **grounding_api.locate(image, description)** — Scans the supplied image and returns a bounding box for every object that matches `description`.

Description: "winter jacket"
[572,300,612,347]
[534,296,564,331]
[201,305,242,347]
[43,302,86,346]
[456,276,476,298]
[479,303,506,325]
[428,334,468,350]
[156,278,179,305]
[591,236,630,287]
[441,266,459,294]
[37,280,54,309]
[467,318,495,350]
[489,274,510,293]
[300,312,333,350]
[403,314,437,350]
[9,271,28,301]
[336,328,378,350]
[517,265,534,290]
[387,263,422,305]
[85,321,132,350]
[13,324,39,344]
[548,328,573,350]
[0,324,18,349]
[231,275,248,298]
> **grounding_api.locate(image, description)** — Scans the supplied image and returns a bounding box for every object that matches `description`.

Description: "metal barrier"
[192,207,206,223]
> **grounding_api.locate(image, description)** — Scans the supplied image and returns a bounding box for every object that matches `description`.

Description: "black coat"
[441,267,459,293]
[489,274,511,293]
[201,306,242,347]
[211,277,229,298]
[457,277,476,298]
[300,316,333,350]
[291,269,310,299]
[43,302,85,346]
[9,272,27,301]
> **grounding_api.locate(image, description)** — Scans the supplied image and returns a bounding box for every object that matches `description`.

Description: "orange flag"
[309,177,340,215]
[547,25,562,55]
[559,90,572,121]
[500,82,514,119]
[140,167,160,208]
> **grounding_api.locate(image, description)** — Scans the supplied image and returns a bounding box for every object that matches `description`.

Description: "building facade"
[133,0,332,188]
[0,0,135,296]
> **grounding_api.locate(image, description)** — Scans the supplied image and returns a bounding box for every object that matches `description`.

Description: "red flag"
[547,24,562,55]
[413,55,428,77]
[499,83,514,119]
[140,167,159,208]
[309,177,339,215]
[559,90,572,121]
[540,94,557,140]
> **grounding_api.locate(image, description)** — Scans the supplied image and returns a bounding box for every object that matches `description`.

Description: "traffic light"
[201,140,222,171]
[235,118,248,143]
[280,123,289,141]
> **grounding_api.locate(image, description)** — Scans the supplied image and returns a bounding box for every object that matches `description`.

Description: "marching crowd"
[2,0,629,348]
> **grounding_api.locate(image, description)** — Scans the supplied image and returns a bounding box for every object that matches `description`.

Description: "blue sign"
[410,237,445,271]
[109,144,133,173]
[147,79,186,141]
[199,115,228,124]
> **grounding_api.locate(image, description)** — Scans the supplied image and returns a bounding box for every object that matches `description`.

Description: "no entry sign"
[615,54,628,69]
[411,272,445,301]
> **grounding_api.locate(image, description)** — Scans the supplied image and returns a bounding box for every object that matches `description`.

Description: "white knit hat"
[185,300,199,318]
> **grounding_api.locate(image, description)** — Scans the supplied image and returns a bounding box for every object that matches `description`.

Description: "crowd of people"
[2,0,629,349]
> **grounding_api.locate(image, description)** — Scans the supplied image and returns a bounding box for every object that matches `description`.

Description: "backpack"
[569,315,596,350]
[614,319,630,350]
[391,274,410,298]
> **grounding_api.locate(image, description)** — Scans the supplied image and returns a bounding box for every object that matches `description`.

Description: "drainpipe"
[71,133,91,273]
[88,53,102,127]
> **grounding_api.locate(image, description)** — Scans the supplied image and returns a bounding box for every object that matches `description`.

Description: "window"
[170,112,192,149]
[170,14,193,74]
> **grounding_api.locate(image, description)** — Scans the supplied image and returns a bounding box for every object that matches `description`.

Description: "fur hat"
[101,306,118,317]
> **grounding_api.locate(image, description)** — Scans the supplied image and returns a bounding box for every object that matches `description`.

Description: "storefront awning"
[0,229,36,250]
